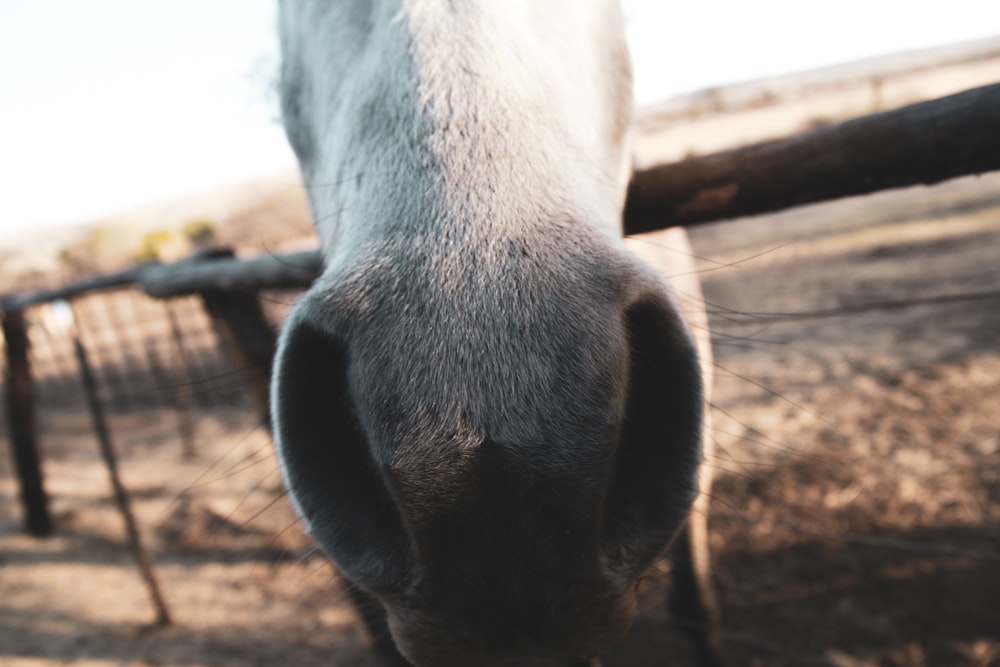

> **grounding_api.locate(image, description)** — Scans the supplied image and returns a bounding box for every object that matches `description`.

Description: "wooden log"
[140,249,320,298]
[624,83,1000,233]
[67,304,172,626]
[0,265,145,313]
[191,250,278,427]
[1,310,52,536]
[201,288,277,427]
[164,302,197,457]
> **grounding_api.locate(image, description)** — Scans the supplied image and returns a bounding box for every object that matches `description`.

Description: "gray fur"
[271,1,712,665]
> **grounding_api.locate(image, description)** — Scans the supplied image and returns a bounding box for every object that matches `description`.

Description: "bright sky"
[1,0,998,236]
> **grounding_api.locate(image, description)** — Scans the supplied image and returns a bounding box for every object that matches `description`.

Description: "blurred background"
[1,2,998,666]
[1,0,998,251]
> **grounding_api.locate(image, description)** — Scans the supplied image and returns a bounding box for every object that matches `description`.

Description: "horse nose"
[273,259,704,665]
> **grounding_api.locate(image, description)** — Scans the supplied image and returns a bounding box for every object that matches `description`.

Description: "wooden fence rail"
[624,82,1000,233]
[2,310,51,536]
[2,83,997,316]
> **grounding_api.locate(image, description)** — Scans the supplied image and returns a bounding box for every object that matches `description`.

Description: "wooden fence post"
[201,288,276,428]
[189,249,276,428]
[2,309,52,537]
[63,303,172,626]
[164,301,199,439]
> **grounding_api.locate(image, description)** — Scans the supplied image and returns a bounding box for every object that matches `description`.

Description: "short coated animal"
[270,1,719,665]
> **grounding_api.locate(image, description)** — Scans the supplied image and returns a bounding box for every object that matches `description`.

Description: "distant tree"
[58,227,108,277]
[182,219,217,247]
[134,230,174,263]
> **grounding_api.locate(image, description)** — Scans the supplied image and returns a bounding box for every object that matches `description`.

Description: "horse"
[270,1,719,665]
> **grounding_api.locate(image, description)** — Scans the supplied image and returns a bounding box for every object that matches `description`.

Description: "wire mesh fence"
[2,285,303,422]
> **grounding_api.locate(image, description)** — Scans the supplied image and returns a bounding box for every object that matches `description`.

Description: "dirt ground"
[683,173,1000,667]
[2,168,997,667]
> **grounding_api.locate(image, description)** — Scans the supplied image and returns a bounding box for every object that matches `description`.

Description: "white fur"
[271,2,712,665]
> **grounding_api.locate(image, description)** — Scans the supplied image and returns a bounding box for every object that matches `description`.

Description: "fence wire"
[2,286,303,422]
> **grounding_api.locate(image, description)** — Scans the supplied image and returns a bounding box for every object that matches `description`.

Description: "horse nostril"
[271,309,415,591]
[599,294,703,571]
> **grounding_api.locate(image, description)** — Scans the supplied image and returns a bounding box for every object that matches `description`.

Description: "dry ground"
[2,169,998,666]
[684,173,1000,667]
